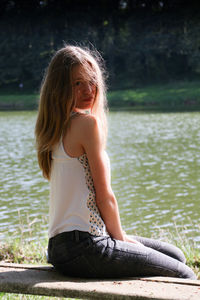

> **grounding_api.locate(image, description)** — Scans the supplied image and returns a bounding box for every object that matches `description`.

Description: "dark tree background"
[0,0,200,92]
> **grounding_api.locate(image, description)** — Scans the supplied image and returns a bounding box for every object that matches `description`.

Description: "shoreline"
[0,81,200,112]
[0,102,200,113]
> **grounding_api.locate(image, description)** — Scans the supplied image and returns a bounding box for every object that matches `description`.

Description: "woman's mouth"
[83,97,93,102]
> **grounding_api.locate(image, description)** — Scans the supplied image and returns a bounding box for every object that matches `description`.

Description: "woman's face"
[72,64,96,111]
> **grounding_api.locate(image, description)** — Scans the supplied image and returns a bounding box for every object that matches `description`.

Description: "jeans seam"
[106,245,147,257]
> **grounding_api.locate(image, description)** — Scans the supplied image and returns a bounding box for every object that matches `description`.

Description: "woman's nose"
[83,82,93,94]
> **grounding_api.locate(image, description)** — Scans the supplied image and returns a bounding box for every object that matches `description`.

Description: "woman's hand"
[123,232,144,245]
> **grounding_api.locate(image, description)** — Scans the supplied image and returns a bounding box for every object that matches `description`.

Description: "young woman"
[35,45,196,279]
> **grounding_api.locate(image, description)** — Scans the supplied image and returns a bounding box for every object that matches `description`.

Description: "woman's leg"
[128,234,186,263]
[48,231,196,279]
[86,235,196,279]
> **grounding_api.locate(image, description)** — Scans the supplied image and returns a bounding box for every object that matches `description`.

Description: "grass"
[0,221,199,300]
[0,80,200,111]
[0,214,80,300]
[151,222,200,279]
[3,214,198,273]
[0,93,38,110]
[0,238,79,300]
[0,239,47,265]
[1,229,199,276]
[107,80,200,110]
[0,238,80,300]
[0,294,76,300]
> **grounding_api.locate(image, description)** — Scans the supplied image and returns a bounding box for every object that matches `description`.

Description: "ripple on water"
[109,111,200,246]
[1,111,200,247]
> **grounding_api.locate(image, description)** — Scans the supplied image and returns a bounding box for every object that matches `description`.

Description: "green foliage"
[0,94,39,110]
[0,292,79,300]
[107,80,200,109]
[0,3,200,93]
[0,239,47,265]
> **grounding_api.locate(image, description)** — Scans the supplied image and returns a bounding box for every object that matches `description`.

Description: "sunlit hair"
[35,45,108,180]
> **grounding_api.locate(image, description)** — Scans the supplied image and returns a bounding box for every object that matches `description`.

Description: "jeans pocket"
[49,242,69,264]
[54,254,97,278]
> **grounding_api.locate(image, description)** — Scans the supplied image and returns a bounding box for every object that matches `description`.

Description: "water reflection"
[0,111,200,245]
[0,112,49,240]
[107,112,200,244]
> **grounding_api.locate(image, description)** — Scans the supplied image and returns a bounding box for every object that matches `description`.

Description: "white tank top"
[48,140,109,238]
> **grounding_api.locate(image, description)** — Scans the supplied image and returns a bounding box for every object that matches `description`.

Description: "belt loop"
[74,230,79,242]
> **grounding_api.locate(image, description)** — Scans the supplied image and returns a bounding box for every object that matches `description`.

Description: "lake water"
[0,111,200,246]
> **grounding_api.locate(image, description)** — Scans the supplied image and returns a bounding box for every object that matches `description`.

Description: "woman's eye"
[75,81,81,86]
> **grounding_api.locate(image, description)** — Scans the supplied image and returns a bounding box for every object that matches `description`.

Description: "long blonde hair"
[35,45,108,180]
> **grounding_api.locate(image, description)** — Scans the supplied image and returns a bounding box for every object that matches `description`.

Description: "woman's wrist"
[108,228,126,241]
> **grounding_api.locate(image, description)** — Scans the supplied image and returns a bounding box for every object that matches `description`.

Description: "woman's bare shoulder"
[72,113,99,132]
[72,114,103,149]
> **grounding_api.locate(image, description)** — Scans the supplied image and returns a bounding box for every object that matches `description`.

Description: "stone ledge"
[0,262,199,300]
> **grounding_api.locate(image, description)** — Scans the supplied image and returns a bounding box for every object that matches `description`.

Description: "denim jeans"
[48,230,196,279]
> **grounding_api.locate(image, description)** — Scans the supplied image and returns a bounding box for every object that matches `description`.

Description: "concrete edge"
[0,262,199,286]
[1,263,200,300]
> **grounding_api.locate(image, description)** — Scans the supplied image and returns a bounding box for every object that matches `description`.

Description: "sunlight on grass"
[152,220,200,279]
[0,293,79,300]
[108,80,200,108]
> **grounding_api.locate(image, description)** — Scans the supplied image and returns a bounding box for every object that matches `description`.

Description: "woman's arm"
[80,115,125,240]
[79,114,142,244]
